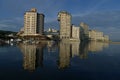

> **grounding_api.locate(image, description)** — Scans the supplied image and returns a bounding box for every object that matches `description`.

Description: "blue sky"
[0,0,120,41]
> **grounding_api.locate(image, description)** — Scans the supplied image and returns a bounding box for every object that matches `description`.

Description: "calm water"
[0,41,120,80]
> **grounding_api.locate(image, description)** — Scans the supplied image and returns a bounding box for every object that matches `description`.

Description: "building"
[89,30,109,41]
[89,30,104,41]
[24,8,44,36]
[103,35,109,41]
[58,11,72,39]
[71,25,80,41]
[57,11,109,42]
[80,22,89,41]
[37,13,44,35]
[47,28,58,33]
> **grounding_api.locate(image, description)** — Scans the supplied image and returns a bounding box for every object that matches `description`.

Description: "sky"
[0,0,120,41]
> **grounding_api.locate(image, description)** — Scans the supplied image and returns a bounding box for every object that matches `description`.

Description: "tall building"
[37,14,44,35]
[58,11,72,39]
[24,8,44,36]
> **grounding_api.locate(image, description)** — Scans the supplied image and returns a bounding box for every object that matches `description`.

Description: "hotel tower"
[24,8,44,36]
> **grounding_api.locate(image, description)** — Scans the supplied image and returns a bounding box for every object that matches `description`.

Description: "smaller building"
[47,28,58,33]
[80,22,89,41]
[89,30,109,41]
[103,35,109,41]
[71,25,80,41]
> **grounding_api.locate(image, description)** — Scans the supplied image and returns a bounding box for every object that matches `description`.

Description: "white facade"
[72,25,80,40]
[58,11,72,39]
[24,8,44,36]
[24,11,37,35]
[89,30,109,41]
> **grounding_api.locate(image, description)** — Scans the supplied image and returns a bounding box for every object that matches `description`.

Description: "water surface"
[0,41,120,80]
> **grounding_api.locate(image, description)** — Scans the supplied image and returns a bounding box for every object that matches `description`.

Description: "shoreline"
[109,41,120,44]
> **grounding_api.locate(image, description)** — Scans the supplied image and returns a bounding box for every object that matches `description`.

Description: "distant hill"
[0,30,17,35]
[0,30,17,39]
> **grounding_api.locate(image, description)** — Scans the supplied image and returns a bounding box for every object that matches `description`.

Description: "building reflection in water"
[47,41,58,53]
[36,45,44,68]
[79,41,89,59]
[88,41,109,52]
[58,42,72,69]
[58,41,109,69]
[18,41,109,71]
[18,43,46,71]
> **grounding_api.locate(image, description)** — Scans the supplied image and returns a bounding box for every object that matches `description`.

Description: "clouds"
[0,17,23,31]
[1,0,113,20]
[0,0,120,40]
[73,11,120,26]
[1,0,65,19]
